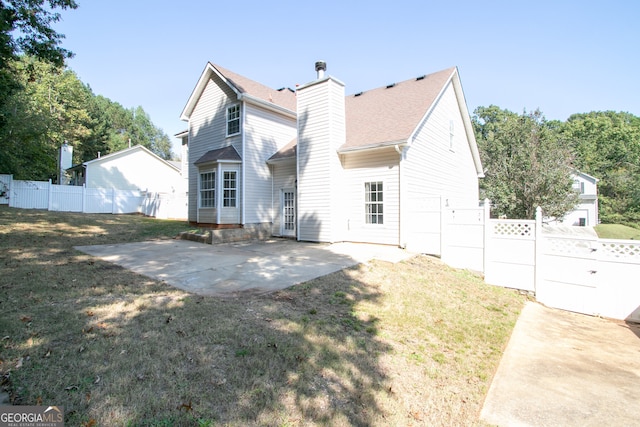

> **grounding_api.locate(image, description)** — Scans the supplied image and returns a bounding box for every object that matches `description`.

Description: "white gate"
[50,184,83,212]
[441,206,485,272]
[405,195,442,255]
[537,235,640,322]
[484,219,537,292]
[537,235,598,315]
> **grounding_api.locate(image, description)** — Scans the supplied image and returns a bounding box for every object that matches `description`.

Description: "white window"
[199,171,215,208]
[365,181,383,224]
[223,171,237,207]
[227,104,241,136]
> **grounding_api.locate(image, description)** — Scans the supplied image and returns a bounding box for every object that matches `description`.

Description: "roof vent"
[277,87,285,91]
[315,60,327,79]
[386,83,396,89]
[354,92,363,97]
[416,75,426,81]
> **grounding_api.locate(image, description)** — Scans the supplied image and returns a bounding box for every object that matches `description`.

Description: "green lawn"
[0,206,526,426]
[595,224,640,240]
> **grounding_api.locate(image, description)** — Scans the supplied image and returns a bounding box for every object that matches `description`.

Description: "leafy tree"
[473,106,579,220]
[0,0,78,126]
[0,0,77,66]
[82,100,173,161]
[0,56,93,179]
[0,56,174,179]
[561,111,640,223]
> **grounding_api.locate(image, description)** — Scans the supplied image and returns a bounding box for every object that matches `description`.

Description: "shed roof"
[75,145,180,172]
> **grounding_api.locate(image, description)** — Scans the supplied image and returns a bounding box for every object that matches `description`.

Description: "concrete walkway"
[481,301,640,426]
[75,239,413,296]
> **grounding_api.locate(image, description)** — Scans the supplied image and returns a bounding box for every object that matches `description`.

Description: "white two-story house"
[179,61,484,252]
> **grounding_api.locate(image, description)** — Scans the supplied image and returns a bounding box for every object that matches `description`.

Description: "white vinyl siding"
[243,103,296,225]
[343,148,400,245]
[187,75,242,223]
[404,82,479,206]
[296,77,346,242]
[403,81,480,253]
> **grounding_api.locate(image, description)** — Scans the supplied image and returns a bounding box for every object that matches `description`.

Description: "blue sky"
[55,0,639,157]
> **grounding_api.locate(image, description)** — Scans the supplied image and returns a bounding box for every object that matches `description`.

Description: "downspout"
[395,144,406,248]
[241,101,246,225]
[189,123,199,224]
[296,128,300,242]
[216,162,222,225]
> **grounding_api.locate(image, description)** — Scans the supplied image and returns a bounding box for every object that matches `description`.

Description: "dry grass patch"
[0,206,526,426]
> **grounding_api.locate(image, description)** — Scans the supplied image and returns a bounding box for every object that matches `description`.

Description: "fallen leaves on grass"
[177,401,192,412]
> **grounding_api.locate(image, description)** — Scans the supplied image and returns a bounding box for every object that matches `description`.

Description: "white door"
[282,189,296,237]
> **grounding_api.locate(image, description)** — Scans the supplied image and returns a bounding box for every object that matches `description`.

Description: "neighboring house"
[563,171,599,226]
[180,61,484,250]
[67,145,185,194]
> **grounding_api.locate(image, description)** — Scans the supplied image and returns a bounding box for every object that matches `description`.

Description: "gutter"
[238,93,297,119]
[337,140,408,154]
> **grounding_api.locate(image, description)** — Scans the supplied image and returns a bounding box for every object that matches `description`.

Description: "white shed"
[70,145,185,194]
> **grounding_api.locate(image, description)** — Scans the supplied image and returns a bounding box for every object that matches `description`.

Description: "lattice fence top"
[600,241,640,261]
[492,221,534,237]
[545,236,594,255]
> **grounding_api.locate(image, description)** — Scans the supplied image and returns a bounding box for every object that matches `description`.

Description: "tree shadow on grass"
[0,207,393,426]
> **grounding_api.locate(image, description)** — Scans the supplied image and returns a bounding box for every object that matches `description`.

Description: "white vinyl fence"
[424,199,640,323]
[537,235,640,322]
[3,176,186,220]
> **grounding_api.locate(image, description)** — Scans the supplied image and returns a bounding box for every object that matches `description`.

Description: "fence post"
[47,179,53,211]
[8,175,13,207]
[534,206,543,294]
[82,184,86,213]
[483,199,491,274]
[440,196,446,259]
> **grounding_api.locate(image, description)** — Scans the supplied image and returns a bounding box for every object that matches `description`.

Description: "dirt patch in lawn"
[0,206,527,426]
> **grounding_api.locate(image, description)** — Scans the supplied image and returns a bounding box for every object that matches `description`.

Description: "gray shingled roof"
[268,138,297,161]
[212,64,298,113]
[208,64,460,159]
[343,67,455,150]
[194,146,241,165]
[264,67,456,157]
